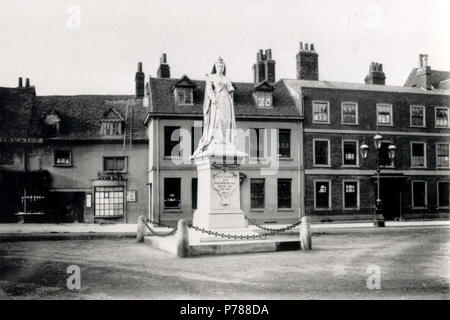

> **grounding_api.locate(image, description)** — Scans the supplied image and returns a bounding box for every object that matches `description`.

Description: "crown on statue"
[216,56,224,64]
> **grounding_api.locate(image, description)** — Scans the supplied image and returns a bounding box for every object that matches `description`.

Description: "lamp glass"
[373,134,382,149]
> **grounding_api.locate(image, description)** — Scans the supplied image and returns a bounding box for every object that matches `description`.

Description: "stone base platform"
[143,234,301,257]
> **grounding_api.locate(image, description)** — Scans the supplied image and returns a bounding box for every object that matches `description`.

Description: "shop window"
[277,179,291,209]
[164,178,181,209]
[250,178,265,209]
[94,186,124,217]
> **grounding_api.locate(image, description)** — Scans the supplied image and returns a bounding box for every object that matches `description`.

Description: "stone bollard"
[136,215,145,243]
[176,219,190,258]
[300,216,312,250]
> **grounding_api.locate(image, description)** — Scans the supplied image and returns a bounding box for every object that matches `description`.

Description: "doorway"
[379,178,403,220]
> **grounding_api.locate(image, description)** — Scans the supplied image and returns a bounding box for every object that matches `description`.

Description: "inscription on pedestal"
[213,170,237,205]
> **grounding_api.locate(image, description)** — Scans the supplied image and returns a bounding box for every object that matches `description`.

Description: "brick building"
[285,44,450,221]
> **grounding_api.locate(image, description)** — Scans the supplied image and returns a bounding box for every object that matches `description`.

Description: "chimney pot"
[296,41,319,80]
[137,62,143,72]
[365,61,385,85]
[157,54,171,78]
[160,53,167,64]
[25,78,30,88]
[135,62,145,98]
[18,77,23,88]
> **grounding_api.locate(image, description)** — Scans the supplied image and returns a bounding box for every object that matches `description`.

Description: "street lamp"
[360,134,396,227]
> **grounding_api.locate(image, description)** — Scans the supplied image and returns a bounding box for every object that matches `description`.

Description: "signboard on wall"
[127,190,136,202]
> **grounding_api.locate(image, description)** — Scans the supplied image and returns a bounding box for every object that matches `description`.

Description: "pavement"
[0,219,449,241]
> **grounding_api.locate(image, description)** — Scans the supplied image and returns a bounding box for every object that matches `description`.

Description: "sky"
[0,0,449,95]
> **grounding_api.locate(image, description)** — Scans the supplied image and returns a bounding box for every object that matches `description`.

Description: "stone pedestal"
[192,144,247,231]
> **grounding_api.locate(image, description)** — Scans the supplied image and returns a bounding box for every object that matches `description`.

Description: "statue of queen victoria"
[192,57,237,157]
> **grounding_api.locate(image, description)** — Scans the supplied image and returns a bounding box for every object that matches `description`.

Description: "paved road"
[0,226,449,299]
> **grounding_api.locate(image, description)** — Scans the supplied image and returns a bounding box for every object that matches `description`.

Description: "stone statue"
[193,57,237,157]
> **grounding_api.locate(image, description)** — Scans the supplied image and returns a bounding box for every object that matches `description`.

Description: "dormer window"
[175,87,193,104]
[255,92,272,107]
[101,108,124,136]
[43,111,61,137]
[250,81,274,108]
[171,75,196,105]
[101,120,123,136]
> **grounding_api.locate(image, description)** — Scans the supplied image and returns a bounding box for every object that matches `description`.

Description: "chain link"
[188,224,268,240]
[244,216,301,234]
[142,218,178,237]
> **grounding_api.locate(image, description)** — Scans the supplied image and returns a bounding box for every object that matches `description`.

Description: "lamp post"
[360,134,396,227]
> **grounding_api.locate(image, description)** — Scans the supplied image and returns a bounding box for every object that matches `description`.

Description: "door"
[380,179,401,220]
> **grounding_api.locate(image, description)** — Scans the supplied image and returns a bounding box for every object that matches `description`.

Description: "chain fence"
[142,216,302,239]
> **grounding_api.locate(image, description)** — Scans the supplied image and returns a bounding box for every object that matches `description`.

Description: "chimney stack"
[364,62,386,85]
[18,77,23,88]
[157,53,171,78]
[25,78,30,88]
[416,54,431,90]
[296,42,319,81]
[135,62,145,98]
[252,49,276,83]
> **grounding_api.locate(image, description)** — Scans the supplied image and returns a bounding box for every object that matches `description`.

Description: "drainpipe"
[156,118,160,223]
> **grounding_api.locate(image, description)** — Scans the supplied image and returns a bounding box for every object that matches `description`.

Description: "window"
[94,186,124,217]
[379,142,394,167]
[254,92,273,107]
[342,141,358,166]
[435,107,449,127]
[412,181,427,208]
[164,178,181,209]
[250,128,265,158]
[175,88,193,105]
[377,104,393,125]
[54,150,72,167]
[437,143,450,168]
[278,129,291,158]
[101,120,123,136]
[277,179,292,209]
[411,143,426,167]
[44,113,61,137]
[192,178,198,210]
[314,139,330,166]
[0,146,14,165]
[315,181,331,210]
[341,102,358,124]
[164,126,181,157]
[191,126,202,155]
[438,182,450,208]
[250,179,265,209]
[410,106,425,127]
[103,156,126,172]
[343,181,358,209]
[313,101,330,123]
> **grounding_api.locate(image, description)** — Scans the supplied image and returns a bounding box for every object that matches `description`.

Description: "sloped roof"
[404,68,450,90]
[36,95,148,140]
[147,77,301,119]
[0,87,40,139]
[284,79,450,96]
